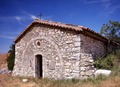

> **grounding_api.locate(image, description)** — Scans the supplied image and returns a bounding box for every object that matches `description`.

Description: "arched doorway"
[35,55,42,78]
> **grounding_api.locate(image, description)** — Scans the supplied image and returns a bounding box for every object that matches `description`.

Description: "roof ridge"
[34,19,83,31]
[14,19,119,46]
[34,19,81,27]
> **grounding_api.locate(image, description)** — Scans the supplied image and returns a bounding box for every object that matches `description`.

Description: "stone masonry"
[13,20,107,79]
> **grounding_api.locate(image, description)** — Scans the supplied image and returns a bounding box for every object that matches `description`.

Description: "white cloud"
[0,14,37,23]
[22,11,53,20]
[29,14,38,19]
[107,5,120,16]
[0,16,23,22]
[22,11,38,19]
[0,31,20,40]
[0,11,53,26]
[5,31,20,35]
[104,3,111,8]
[84,0,110,4]
[84,0,116,16]
[102,0,110,2]
[14,16,22,21]
[0,35,15,39]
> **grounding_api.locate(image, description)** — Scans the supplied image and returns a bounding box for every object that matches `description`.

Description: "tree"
[7,44,15,71]
[100,20,120,43]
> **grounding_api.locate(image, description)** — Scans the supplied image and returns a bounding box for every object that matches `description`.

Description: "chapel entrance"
[35,55,43,78]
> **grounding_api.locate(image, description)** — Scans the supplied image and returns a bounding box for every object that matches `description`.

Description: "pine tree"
[7,44,15,71]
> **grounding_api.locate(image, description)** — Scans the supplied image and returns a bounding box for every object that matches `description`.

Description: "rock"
[88,59,94,62]
[22,79,29,83]
[0,68,11,74]
[80,71,85,75]
[94,69,111,77]
[80,67,86,71]
[8,71,12,74]
[66,77,73,79]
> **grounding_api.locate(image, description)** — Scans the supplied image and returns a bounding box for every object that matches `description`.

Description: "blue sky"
[0,0,120,53]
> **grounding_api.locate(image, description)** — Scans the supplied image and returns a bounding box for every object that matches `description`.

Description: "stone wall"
[13,24,81,79]
[79,34,106,78]
[80,34,106,58]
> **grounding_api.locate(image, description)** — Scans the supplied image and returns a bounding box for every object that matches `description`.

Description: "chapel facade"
[12,19,117,79]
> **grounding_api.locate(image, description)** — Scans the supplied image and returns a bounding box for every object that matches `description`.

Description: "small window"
[37,42,40,46]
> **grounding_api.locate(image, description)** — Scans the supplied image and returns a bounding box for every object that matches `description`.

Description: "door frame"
[35,54,43,78]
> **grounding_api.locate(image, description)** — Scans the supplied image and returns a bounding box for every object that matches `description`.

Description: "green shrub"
[110,66,120,77]
[7,44,15,71]
[94,50,120,70]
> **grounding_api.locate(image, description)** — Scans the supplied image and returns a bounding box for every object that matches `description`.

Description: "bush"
[110,66,120,77]
[7,44,15,71]
[94,50,120,70]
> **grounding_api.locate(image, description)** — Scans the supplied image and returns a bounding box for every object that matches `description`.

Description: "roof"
[14,19,118,46]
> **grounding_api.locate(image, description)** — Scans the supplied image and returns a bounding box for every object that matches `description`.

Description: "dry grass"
[0,74,120,87]
[0,54,8,61]
[100,76,120,87]
[0,54,9,68]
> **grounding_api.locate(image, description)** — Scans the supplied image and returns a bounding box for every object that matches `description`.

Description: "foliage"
[94,50,120,70]
[110,66,120,77]
[7,44,15,71]
[97,20,120,69]
[100,20,120,43]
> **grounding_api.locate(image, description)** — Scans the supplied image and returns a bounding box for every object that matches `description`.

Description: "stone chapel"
[12,19,117,79]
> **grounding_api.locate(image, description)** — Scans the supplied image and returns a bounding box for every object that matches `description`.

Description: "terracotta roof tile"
[14,19,119,46]
[34,19,83,31]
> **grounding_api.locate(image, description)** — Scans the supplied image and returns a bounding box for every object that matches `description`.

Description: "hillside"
[0,54,8,69]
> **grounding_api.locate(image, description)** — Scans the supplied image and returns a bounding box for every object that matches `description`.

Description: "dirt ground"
[0,74,37,87]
